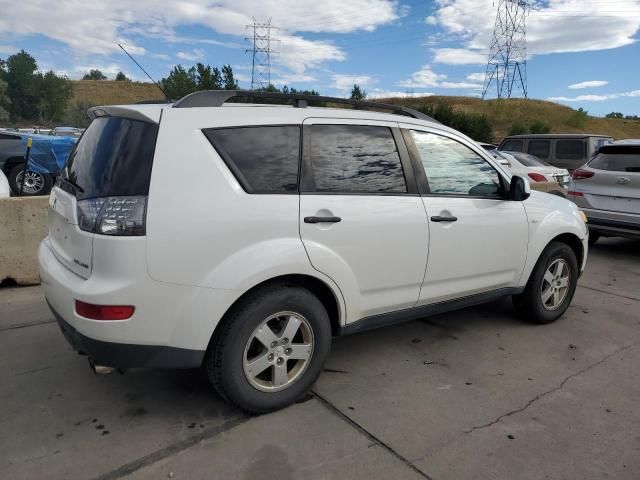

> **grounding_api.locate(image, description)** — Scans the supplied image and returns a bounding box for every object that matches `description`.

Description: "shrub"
[508,121,528,136]
[419,103,494,143]
[529,121,551,134]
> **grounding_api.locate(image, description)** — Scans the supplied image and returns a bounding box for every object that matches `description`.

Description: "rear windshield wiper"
[60,176,85,193]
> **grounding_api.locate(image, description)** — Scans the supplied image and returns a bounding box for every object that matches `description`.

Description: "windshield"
[64,116,158,200]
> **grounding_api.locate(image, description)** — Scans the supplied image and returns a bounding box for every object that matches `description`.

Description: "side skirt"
[338,287,524,336]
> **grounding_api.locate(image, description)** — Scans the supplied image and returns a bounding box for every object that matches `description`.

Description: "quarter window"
[204,126,300,193]
[527,140,551,159]
[309,125,407,193]
[556,140,584,160]
[410,131,502,197]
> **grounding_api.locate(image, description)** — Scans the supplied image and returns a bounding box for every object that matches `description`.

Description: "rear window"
[589,146,640,172]
[0,133,20,141]
[501,139,523,152]
[528,140,550,159]
[512,152,550,167]
[204,126,300,193]
[64,116,158,200]
[556,140,584,160]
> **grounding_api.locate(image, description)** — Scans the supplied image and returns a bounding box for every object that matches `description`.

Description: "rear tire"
[205,284,331,413]
[513,242,578,324]
[8,165,53,196]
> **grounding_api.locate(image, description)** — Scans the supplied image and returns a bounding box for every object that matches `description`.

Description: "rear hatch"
[48,114,159,278]
[577,145,640,214]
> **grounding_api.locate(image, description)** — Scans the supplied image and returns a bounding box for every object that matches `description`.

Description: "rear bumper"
[49,301,204,369]
[583,208,640,239]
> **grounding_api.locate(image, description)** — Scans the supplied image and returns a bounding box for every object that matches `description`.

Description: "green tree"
[115,71,129,81]
[508,121,528,136]
[605,112,624,119]
[82,69,107,80]
[65,100,94,128]
[161,65,197,99]
[35,70,73,123]
[0,78,9,122]
[196,63,222,90]
[350,84,367,100]
[529,121,551,134]
[567,107,589,128]
[222,64,238,90]
[5,50,39,121]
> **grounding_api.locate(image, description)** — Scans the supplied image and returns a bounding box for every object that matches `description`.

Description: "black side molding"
[304,216,342,224]
[431,215,458,223]
[337,287,524,336]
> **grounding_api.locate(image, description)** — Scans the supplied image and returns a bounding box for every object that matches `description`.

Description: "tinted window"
[528,140,550,159]
[589,146,640,172]
[556,140,584,160]
[502,140,523,152]
[65,117,158,200]
[204,126,299,193]
[510,152,550,167]
[0,133,20,141]
[309,125,406,193]
[411,131,502,197]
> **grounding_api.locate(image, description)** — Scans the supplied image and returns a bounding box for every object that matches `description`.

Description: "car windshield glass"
[510,152,550,167]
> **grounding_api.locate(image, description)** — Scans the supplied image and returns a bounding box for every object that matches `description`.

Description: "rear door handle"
[304,216,342,224]
[430,215,458,223]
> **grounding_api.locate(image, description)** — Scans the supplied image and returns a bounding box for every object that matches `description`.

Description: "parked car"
[499,134,613,171]
[0,169,10,198]
[568,141,639,244]
[502,151,570,197]
[39,91,589,413]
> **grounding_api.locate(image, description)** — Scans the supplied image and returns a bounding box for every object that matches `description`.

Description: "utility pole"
[246,18,279,90]
[482,0,530,99]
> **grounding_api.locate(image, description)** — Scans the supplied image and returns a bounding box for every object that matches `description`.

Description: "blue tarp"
[17,134,77,174]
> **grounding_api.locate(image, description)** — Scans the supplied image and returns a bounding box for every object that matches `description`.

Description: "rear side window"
[501,139,523,152]
[309,125,406,193]
[528,140,550,159]
[589,146,640,172]
[0,133,20,141]
[65,116,158,200]
[556,140,584,160]
[204,126,300,193]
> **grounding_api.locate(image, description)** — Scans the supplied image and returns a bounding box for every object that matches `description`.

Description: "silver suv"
[569,141,639,243]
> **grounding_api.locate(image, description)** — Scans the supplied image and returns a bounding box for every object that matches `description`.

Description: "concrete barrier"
[0,196,49,285]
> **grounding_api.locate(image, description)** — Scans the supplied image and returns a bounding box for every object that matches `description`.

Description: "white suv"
[39,91,588,413]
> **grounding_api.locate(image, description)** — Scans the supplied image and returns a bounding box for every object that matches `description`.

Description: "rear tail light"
[75,300,134,320]
[568,190,583,197]
[527,172,547,182]
[77,196,147,236]
[572,168,594,180]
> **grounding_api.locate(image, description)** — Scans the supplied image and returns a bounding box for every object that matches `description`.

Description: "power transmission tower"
[245,18,279,90]
[482,0,530,99]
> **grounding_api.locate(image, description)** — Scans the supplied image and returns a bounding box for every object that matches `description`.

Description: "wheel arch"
[208,274,343,354]
[551,232,584,269]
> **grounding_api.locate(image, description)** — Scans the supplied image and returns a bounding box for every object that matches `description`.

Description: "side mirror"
[509,175,530,201]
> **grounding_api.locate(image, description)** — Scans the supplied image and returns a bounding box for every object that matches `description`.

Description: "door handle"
[430,215,458,223]
[304,216,342,224]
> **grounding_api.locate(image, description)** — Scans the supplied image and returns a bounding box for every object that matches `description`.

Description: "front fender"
[519,192,588,286]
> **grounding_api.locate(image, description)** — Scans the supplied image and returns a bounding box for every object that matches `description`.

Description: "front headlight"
[578,210,588,223]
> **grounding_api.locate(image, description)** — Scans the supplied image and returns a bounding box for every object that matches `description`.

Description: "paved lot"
[1,237,639,480]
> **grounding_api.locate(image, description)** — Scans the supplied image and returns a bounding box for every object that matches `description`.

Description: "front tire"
[513,241,578,324]
[205,285,331,413]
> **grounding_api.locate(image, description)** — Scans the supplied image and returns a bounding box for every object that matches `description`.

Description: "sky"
[0,0,639,116]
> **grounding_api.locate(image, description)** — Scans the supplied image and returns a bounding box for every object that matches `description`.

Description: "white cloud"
[368,90,435,99]
[0,45,18,54]
[432,48,486,65]
[176,49,205,62]
[568,80,609,90]
[466,72,486,82]
[0,0,402,76]
[332,74,375,90]
[151,53,170,60]
[397,65,482,90]
[427,0,640,65]
[549,90,640,102]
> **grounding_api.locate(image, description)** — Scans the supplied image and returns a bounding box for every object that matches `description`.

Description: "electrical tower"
[482,0,530,99]
[246,18,279,90]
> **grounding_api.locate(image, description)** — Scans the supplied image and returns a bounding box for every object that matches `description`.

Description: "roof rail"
[172,90,438,123]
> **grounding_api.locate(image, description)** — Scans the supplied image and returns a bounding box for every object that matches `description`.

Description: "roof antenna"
[117,43,172,102]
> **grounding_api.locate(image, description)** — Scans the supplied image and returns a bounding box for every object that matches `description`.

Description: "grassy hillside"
[382,96,640,142]
[71,80,165,106]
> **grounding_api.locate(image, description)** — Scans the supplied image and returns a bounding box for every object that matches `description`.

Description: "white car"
[39,92,589,413]
[501,151,570,197]
[0,169,10,198]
